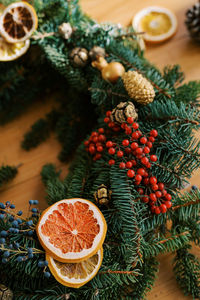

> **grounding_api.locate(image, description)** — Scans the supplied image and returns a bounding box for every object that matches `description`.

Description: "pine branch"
[0,165,18,187]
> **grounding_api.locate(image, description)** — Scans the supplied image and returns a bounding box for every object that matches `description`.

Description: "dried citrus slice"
[0,2,38,43]
[0,36,30,61]
[132,6,177,43]
[46,247,103,288]
[37,199,107,263]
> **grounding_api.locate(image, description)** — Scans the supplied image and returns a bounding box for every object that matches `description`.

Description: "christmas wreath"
[0,1,200,299]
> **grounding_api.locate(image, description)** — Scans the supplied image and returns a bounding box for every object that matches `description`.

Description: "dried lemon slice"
[0,2,38,43]
[132,6,177,43]
[46,248,103,288]
[0,36,30,61]
[36,198,107,263]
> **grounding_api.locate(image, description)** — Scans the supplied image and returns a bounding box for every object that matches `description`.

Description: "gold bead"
[101,62,125,83]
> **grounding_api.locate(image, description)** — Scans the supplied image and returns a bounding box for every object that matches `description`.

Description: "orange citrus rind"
[46,247,103,288]
[0,36,30,61]
[132,6,177,44]
[36,198,107,263]
[0,1,38,43]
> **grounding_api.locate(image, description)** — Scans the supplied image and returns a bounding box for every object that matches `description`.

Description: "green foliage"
[0,165,18,187]
[173,246,200,299]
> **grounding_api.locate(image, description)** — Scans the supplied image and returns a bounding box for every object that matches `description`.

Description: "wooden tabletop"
[0,0,200,299]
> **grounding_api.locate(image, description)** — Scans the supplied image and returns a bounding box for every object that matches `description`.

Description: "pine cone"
[122,71,155,105]
[185,2,200,42]
[110,101,138,124]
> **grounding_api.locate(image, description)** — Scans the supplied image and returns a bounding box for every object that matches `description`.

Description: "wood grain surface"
[0,0,199,299]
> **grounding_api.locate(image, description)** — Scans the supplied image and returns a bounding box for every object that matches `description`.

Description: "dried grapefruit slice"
[0,36,30,61]
[46,247,103,288]
[0,2,38,43]
[132,6,177,43]
[37,199,107,263]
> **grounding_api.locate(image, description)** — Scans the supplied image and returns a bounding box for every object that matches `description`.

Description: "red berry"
[132,122,139,130]
[89,146,96,154]
[127,117,134,124]
[143,147,150,154]
[149,176,157,185]
[104,117,110,123]
[122,139,129,147]
[165,201,172,208]
[140,137,147,144]
[127,169,135,178]
[131,142,138,150]
[119,162,126,169]
[162,190,167,196]
[125,128,132,135]
[142,196,149,203]
[135,174,142,182]
[106,111,112,117]
[143,171,149,177]
[131,160,137,166]
[121,123,126,129]
[141,157,149,165]
[146,141,153,149]
[95,153,102,160]
[149,136,155,143]
[98,128,104,133]
[143,178,149,185]
[106,141,113,148]
[132,132,139,139]
[135,181,140,185]
[109,159,115,166]
[98,134,106,142]
[137,168,145,176]
[150,129,158,137]
[84,141,89,146]
[154,207,161,215]
[117,150,124,158]
[108,122,115,128]
[165,194,172,201]
[96,142,102,147]
[126,161,133,169]
[125,147,132,154]
[158,183,164,190]
[137,131,142,137]
[151,205,156,213]
[151,184,158,191]
[91,131,98,137]
[97,146,103,152]
[113,126,120,132]
[92,136,98,143]
[160,204,167,213]
[150,155,157,162]
[108,147,115,155]
[136,147,143,155]
[137,188,144,195]
[150,193,157,202]
[155,191,162,198]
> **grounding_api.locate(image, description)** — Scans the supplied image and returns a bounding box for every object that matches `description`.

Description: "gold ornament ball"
[102,62,125,83]
[69,47,89,67]
[0,284,13,300]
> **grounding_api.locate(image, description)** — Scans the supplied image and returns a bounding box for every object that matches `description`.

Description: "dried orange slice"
[0,36,30,61]
[37,199,107,263]
[132,6,177,43]
[0,2,38,43]
[46,247,103,288]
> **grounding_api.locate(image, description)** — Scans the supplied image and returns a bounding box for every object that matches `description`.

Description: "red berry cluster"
[84,128,107,161]
[84,111,172,214]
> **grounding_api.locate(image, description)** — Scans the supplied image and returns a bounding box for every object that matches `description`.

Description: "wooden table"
[0,0,199,299]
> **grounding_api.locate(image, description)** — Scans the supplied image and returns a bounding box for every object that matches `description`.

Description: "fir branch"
[0,165,18,187]
[172,198,200,210]
[88,87,127,99]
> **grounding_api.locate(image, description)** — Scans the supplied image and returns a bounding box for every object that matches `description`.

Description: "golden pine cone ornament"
[122,70,155,105]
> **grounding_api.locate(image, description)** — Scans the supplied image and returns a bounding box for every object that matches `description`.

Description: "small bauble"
[69,47,89,67]
[0,285,13,300]
[89,46,106,61]
[58,22,73,40]
[110,101,138,124]
[102,62,125,83]
[122,70,155,105]
[94,184,112,205]
[185,2,200,42]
